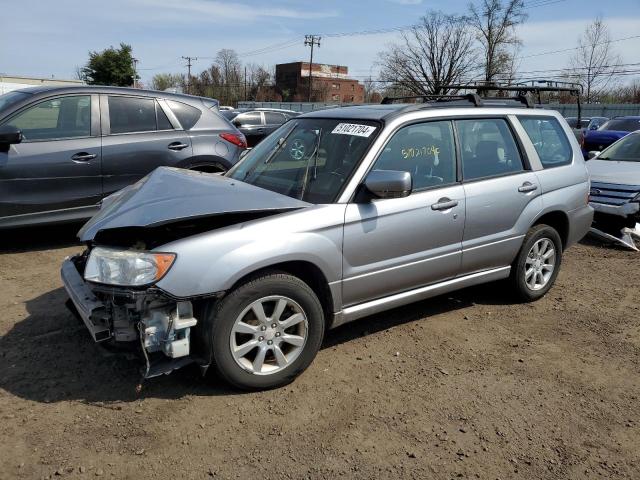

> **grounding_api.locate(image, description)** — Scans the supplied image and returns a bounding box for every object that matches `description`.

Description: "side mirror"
[0,126,22,152]
[589,124,599,130]
[232,120,241,127]
[364,170,412,199]
[587,150,600,160]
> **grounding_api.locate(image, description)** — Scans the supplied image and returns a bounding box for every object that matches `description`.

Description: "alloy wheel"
[229,296,308,375]
[524,238,556,291]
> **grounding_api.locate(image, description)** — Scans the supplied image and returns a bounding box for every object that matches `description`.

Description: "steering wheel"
[289,139,306,160]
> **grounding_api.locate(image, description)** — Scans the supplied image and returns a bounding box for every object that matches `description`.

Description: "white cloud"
[132,0,339,21]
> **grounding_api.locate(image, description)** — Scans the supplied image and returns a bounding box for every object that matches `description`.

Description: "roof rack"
[380,81,583,123]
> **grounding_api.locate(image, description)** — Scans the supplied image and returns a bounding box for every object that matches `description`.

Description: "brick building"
[275,62,364,103]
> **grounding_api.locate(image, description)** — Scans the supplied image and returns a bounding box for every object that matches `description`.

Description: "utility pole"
[182,56,198,94]
[244,66,247,101]
[304,35,321,102]
[131,57,138,88]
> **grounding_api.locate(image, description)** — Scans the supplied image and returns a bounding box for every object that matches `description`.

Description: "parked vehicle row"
[0,86,247,228]
[580,116,640,158]
[230,108,300,147]
[61,94,593,390]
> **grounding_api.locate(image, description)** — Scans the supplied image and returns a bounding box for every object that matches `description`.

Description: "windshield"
[228,118,380,203]
[598,133,640,162]
[599,118,640,132]
[0,91,30,112]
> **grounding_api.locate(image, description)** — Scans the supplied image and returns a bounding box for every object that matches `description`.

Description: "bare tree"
[570,17,622,103]
[378,11,477,96]
[467,0,527,83]
[151,73,185,91]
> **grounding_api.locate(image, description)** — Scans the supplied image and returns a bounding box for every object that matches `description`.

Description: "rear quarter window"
[166,100,202,130]
[518,116,572,168]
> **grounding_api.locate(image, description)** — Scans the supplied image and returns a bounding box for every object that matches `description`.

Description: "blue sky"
[1,0,639,85]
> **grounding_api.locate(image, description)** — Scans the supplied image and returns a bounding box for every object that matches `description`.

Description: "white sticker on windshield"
[331,123,376,137]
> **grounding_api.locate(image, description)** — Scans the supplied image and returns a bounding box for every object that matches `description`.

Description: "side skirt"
[331,266,511,328]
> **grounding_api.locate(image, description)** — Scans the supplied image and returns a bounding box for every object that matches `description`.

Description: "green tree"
[81,43,136,86]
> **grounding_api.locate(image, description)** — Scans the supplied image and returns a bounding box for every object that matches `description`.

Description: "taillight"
[220,132,247,149]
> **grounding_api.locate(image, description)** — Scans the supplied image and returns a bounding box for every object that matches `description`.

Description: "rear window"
[108,96,156,134]
[166,100,202,130]
[600,118,640,132]
[518,116,572,168]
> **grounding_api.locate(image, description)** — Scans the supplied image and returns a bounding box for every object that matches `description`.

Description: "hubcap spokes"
[230,296,308,375]
[524,238,556,291]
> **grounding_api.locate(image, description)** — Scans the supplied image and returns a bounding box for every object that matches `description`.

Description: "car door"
[456,117,542,274]
[233,112,265,147]
[0,94,102,221]
[100,95,193,196]
[342,120,465,307]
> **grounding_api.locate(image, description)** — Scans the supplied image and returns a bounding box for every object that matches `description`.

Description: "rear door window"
[4,95,91,141]
[166,100,202,130]
[156,103,174,130]
[518,116,572,168]
[108,96,156,134]
[264,112,287,125]
[456,118,524,181]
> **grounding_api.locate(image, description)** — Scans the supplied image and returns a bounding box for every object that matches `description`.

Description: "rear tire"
[208,272,325,390]
[511,224,563,302]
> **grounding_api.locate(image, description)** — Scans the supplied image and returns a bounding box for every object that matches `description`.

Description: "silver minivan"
[62,94,593,390]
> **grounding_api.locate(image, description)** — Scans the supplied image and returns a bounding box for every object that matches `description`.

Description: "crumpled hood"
[587,159,640,186]
[78,167,310,241]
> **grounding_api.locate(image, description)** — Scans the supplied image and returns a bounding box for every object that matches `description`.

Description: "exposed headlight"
[84,247,176,286]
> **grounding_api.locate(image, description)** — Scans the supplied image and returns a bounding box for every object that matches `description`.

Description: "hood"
[78,167,310,242]
[587,159,640,186]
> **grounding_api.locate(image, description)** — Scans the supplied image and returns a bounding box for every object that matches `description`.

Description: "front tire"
[511,224,563,302]
[209,272,325,390]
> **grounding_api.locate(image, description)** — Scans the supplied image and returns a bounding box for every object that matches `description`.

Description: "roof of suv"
[11,85,216,106]
[301,99,550,122]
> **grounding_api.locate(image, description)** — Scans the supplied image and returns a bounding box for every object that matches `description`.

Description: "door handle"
[71,152,96,162]
[168,142,189,151]
[431,198,459,211]
[518,182,538,193]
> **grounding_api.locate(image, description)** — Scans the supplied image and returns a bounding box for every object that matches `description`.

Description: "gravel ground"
[0,225,639,480]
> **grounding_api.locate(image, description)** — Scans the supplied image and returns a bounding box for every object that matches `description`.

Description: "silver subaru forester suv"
[61,92,593,390]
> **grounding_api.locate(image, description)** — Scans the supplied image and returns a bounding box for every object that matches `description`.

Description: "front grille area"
[589,182,640,206]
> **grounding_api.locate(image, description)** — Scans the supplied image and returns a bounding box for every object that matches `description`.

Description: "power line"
[519,34,640,59]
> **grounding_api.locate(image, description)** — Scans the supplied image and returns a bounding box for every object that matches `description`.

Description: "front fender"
[154,205,345,299]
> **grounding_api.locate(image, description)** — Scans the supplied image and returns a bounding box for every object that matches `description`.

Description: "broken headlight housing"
[84,247,176,286]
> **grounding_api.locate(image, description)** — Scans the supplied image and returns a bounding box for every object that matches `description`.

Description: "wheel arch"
[532,210,569,248]
[227,260,336,330]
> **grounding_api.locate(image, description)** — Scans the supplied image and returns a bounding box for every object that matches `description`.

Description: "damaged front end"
[62,252,215,379]
[589,181,640,251]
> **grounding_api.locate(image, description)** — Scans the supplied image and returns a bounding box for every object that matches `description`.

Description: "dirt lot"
[0,225,639,480]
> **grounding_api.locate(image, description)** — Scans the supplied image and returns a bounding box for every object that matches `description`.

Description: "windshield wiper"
[299,128,323,199]
[243,124,297,180]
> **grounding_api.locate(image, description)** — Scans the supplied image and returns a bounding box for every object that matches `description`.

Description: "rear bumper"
[566,204,594,247]
[61,258,111,342]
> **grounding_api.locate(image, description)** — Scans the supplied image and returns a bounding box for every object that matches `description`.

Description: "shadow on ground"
[0,280,512,404]
[0,222,84,253]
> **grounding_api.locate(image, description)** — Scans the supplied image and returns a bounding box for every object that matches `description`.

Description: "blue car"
[582,116,640,158]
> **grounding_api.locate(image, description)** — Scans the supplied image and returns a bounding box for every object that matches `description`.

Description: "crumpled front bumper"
[61,258,111,342]
[590,200,640,218]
